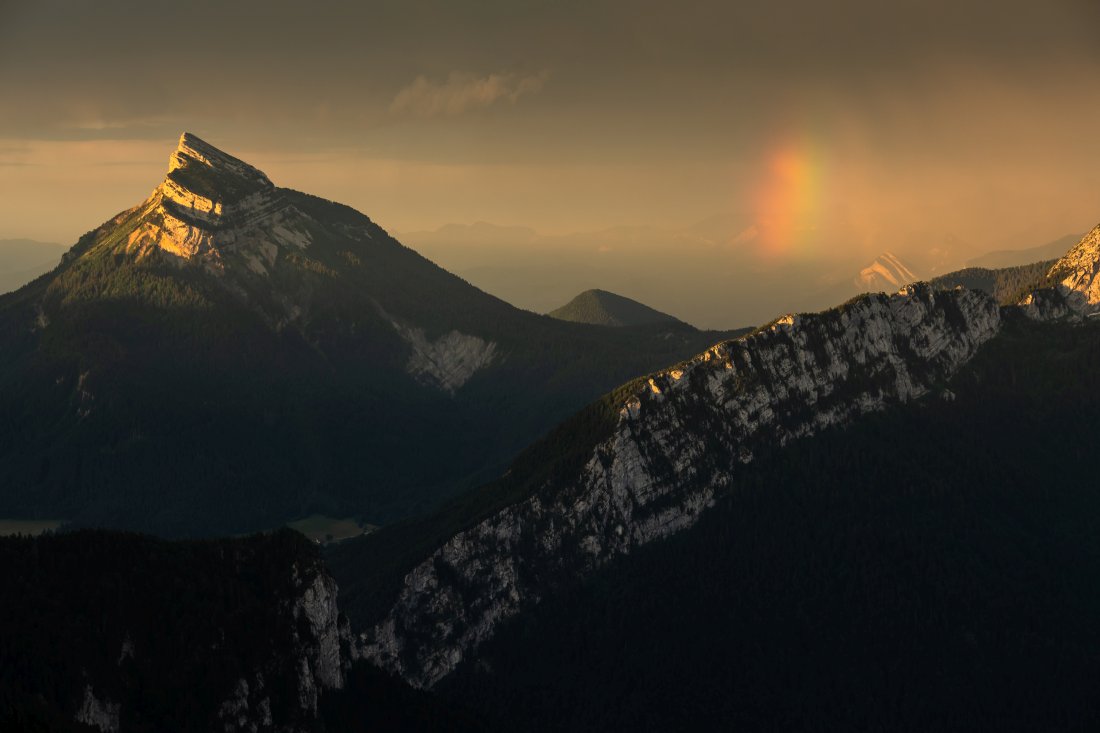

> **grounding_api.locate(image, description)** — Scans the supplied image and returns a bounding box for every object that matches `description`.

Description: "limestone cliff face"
[290,570,349,709]
[42,530,352,730]
[118,132,311,277]
[216,563,351,732]
[357,284,1003,688]
[1044,224,1100,316]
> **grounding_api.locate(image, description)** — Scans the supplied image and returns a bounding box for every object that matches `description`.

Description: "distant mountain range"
[400,220,943,328]
[548,289,684,327]
[0,134,746,536]
[966,233,1081,269]
[400,219,1078,329]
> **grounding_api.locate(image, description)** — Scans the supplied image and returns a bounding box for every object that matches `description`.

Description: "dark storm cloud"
[1,0,1097,144]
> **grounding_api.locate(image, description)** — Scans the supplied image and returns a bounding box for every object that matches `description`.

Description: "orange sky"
[2,0,1100,268]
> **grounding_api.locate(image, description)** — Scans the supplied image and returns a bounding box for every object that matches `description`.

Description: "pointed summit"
[96,133,301,268]
[161,133,274,213]
[169,133,272,187]
[548,289,685,327]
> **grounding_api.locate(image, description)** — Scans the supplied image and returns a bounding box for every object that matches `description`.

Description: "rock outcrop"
[1045,223,1100,316]
[290,571,350,708]
[1020,288,1075,322]
[398,324,499,392]
[357,283,1003,688]
[216,560,352,731]
[76,685,120,733]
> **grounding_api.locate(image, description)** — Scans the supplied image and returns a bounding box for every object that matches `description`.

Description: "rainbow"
[749,134,827,260]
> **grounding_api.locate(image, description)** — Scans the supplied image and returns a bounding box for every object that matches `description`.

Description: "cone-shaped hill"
[548,289,685,327]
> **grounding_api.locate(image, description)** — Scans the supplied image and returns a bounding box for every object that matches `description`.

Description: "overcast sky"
[2,0,1100,262]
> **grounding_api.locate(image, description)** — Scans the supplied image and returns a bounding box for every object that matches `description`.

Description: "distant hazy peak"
[856,252,920,291]
[548,288,684,327]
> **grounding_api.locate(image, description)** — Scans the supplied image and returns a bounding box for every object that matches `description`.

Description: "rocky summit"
[134,132,295,271]
[63,132,355,329]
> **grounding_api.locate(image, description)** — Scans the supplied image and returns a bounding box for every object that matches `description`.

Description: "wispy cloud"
[389,71,547,118]
[60,115,172,132]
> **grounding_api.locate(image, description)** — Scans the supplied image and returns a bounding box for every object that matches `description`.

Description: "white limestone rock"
[75,684,120,733]
[398,324,498,393]
[116,133,315,287]
[214,566,350,731]
[291,570,349,713]
[1036,224,1100,316]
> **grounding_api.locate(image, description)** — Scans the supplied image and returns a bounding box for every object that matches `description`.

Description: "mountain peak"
[162,133,274,210]
[548,289,685,327]
[92,133,301,271]
[856,252,919,292]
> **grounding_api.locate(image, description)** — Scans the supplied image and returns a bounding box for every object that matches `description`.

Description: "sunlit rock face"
[1047,224,1100,315]
[357,284,1003,689]
[120,132,309,275]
